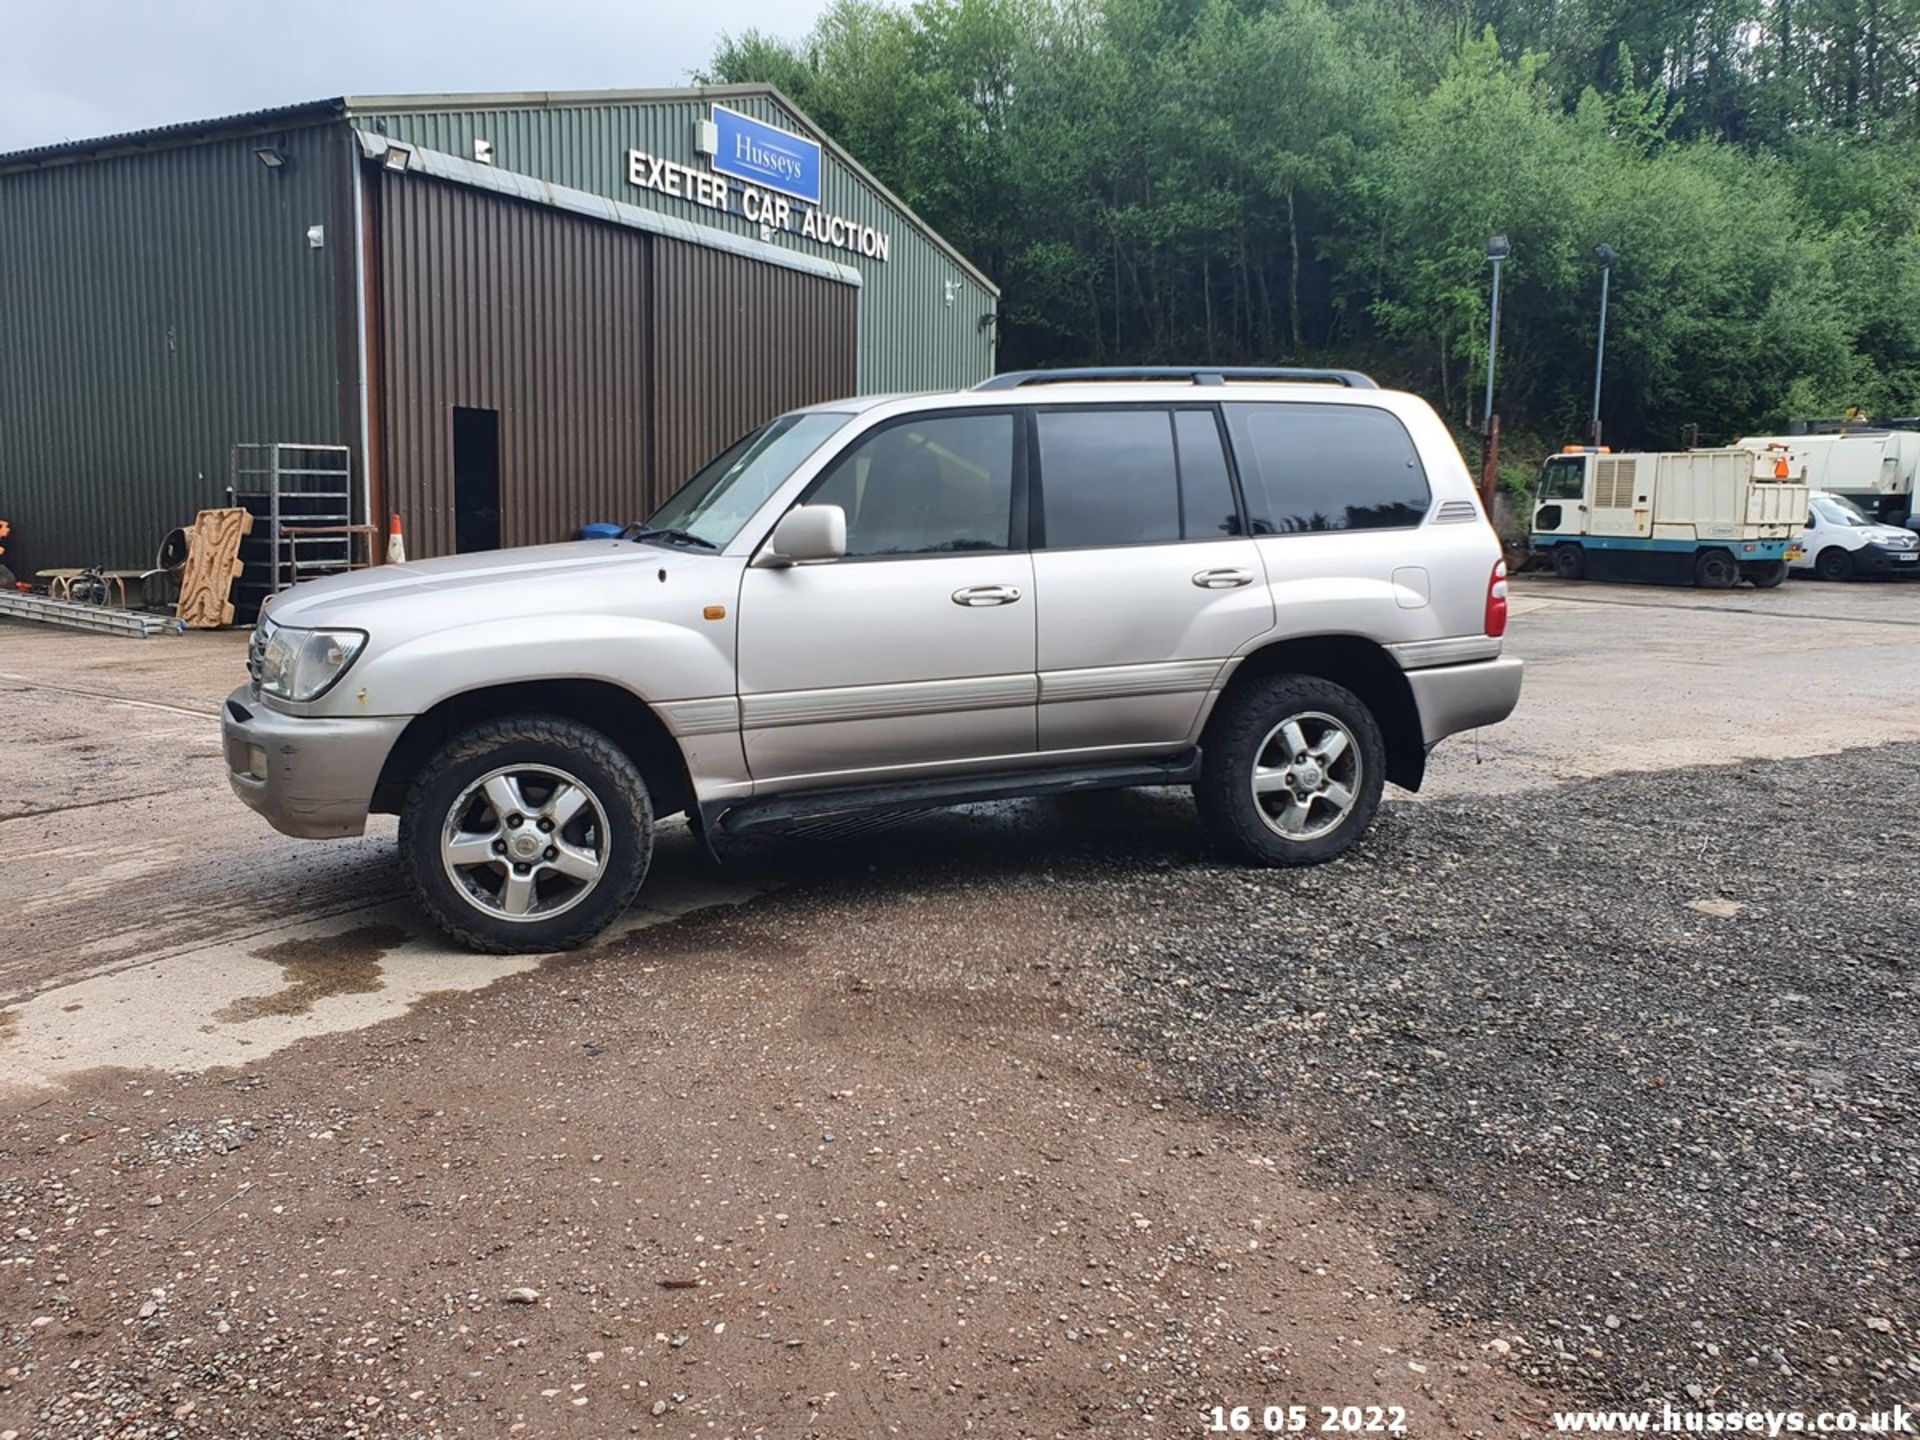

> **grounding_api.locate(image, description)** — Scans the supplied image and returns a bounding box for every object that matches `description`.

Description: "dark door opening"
[453,407,501,553]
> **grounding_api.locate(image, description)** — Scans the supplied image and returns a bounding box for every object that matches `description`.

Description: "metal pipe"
[1591,248,1615,444]
[1483,256,1503,429]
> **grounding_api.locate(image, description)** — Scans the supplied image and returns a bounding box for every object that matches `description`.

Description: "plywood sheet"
[174,508,253,630]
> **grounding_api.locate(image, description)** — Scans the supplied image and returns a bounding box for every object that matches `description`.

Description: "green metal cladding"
[0,88,997,575]
[0,122,356,575]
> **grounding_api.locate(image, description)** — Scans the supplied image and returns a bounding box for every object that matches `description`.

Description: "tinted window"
[1037,408,1243,548]
[1175,410,1243,539]
[808,412,1015,557]
[1226,403,1430,534]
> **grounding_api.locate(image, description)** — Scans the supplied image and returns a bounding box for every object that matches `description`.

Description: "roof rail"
[973,365,1378,391]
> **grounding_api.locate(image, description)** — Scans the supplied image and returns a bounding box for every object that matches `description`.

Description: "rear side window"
[1226,403,1430,535]
[1037,408,1243,548]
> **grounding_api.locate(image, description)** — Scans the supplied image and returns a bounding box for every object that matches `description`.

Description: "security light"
[253,145,287,172]
[383,144,414,173]
[1486,234,1510,261]
[1595,244,1617,268]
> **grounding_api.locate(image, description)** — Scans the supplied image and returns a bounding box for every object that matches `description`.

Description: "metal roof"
[0,84,997,296]
[0,98,346,171]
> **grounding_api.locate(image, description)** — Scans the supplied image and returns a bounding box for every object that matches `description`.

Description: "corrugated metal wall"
[357,92,995,394]
[649,240,858,495]
[377,172,654,556]
[377,170,857,556]
[0,125,355,575]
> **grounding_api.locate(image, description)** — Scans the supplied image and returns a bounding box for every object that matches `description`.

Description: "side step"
[705,750,1202,838]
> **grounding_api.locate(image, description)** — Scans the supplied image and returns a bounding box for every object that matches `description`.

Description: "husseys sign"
[625,104,893,263]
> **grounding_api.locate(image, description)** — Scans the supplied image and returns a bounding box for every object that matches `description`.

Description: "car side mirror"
[754,504,847,568]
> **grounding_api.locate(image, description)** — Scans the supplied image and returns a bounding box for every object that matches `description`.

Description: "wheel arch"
[371,680,696,820]
[1207,635,1427,792]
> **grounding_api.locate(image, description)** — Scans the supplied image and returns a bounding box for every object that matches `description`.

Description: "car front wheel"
[1196,674,1387,866]
[399,715,654,954]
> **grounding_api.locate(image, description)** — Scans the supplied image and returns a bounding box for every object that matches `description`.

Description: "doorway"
[453,406,501,553]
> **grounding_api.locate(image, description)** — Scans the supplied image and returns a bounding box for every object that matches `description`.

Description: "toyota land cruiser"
[223,367,1522,952]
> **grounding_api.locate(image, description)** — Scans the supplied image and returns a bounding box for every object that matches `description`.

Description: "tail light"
[1485,559,1509,637]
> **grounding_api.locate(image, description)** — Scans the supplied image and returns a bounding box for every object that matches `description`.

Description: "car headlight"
[258,626,367,701]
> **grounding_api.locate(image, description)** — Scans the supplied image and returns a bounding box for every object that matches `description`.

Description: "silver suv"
[223,367,1522,952]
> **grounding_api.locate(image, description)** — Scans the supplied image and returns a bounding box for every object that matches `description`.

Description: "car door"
[1030,405,1273,753]
[735,408,1035,786]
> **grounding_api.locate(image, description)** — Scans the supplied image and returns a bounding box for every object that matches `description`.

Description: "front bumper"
[221,685,409,839]
[1856,543,1920,576]
[1405,656,1524,748]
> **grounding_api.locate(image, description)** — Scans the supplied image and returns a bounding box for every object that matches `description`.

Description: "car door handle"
[1191,567,1255,589]
[951,584,1022,607]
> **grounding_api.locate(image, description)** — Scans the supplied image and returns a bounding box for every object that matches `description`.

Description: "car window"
[1226,403,1432,534]
[1813,494,1870,527]
[1538,458,1587,502]
[1036,409,1244,549]
[1175,410,1244,539]
[1038,410,1178,547]
[807,412,1015,557]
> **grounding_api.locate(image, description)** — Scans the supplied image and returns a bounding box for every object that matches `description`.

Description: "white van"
[1793,489,1920,579]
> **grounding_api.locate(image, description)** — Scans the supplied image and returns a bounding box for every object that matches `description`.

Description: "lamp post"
[1480,234,1510,510]
[1591,244,1615,446]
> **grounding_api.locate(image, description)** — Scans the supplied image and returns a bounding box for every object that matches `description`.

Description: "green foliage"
[707,0,1920,443]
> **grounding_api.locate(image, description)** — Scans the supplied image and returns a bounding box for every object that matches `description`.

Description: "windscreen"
[646,412,854,548]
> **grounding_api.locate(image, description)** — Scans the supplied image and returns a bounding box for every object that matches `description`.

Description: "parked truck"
[1531,446,1809,588]
[1733,428,1920,525]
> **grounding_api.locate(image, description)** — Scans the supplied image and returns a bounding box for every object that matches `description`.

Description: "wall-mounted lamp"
[253,145,288,173]
[383,144,414,173]
[978,312,999,332]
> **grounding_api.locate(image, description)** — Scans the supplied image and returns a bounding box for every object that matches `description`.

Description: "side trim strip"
[742,673,1037,729]
[1388,635,1503,670]
[657,697,740,737]
[1038,658,1222,703]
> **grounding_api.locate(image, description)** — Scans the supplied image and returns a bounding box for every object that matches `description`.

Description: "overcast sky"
[1,0,827,154]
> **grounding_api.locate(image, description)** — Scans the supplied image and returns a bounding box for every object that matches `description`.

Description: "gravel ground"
[1098,744,1920,1410]
[0,822,1545,1440]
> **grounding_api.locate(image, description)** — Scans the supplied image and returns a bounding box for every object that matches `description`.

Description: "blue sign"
[711,104,822,206]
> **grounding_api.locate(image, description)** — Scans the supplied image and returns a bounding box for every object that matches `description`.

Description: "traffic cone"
[387,513,407,564]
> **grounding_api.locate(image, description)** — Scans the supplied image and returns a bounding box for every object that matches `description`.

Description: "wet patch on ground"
[213,922,411,1023]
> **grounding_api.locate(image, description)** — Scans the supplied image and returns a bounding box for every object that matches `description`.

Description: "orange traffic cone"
[387,514,407,564]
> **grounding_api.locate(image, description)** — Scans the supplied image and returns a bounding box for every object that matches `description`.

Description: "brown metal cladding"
[377,170,653,557]
[647,238,858,504]
[376,169,858,557]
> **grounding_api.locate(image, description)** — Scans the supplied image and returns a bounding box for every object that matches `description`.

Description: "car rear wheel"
[399,715,653,954]
[1815,546,1853,581]
[1550,544,1585,580]
[1196,674,1386,867]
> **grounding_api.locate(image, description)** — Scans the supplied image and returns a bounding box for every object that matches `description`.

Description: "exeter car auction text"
[626,149,893,262]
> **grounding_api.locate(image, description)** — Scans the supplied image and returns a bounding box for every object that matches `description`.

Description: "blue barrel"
[576,522,624,540]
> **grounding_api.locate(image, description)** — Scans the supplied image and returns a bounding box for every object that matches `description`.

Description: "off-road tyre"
[399,715,653,954]
[1196,673,1387,867]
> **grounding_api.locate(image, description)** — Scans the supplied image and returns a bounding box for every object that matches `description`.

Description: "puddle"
[0,874,764,1094]
[214,923,409,1022]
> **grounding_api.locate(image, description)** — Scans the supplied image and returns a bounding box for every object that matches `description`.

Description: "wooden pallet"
[174,508,254,629]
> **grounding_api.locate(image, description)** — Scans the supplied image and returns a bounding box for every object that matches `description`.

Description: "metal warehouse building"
[0,87,998,581]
